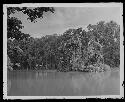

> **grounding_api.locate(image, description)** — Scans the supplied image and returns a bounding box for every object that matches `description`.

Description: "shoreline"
[8,67,120,73]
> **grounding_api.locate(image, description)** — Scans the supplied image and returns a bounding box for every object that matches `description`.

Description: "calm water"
[7,70,120,96]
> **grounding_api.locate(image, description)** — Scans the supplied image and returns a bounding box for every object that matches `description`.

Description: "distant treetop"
[7,7,55,22]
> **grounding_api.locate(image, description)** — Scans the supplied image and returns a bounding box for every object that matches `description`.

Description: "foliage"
[7,7,55,70]
[87,21,120,67]
[7,13,120,72]
[7,7,55,40]
[7,7,55,22]
[7,17,30,40]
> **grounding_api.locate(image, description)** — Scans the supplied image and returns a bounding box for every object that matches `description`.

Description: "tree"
[7,7,55,70]
[87,21,120,68]
[7,7,55,22]
[7,17,30,40]
[7,7,55,40]
[7,17,120,71]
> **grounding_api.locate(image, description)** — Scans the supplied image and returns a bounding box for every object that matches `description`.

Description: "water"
[7,70,120,96]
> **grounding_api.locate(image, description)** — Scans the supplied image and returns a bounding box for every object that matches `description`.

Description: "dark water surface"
[7,70,120,96]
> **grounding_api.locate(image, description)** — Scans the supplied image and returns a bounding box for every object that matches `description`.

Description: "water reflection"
[70,71,120,95]
[35,72,48,78]
[7,80,11,94]
[7,70,120,96]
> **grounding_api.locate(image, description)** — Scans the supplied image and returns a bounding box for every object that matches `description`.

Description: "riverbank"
[8,66,120,73]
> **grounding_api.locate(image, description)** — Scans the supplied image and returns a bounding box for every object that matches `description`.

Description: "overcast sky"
[11,7,121,38]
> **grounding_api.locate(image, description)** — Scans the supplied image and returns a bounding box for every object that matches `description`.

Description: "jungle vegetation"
[7,7,120,72]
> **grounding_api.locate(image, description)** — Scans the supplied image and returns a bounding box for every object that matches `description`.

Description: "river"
[7,70,120,96]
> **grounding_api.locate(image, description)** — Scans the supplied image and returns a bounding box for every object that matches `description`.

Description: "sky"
[11,7,121,38]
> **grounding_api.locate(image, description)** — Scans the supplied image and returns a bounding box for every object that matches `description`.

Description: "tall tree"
[7,7,55,70]
[87,21,120,67]
[7,7,55,40]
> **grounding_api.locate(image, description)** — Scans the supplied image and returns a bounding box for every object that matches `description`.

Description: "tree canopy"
[7,7,120,71]
[7,7,55,40]
[7,20,120,71]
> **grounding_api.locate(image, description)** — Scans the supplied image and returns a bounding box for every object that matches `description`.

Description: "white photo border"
[3,3,124,99]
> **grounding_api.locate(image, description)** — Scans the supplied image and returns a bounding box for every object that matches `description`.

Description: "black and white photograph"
[3,3,123,99]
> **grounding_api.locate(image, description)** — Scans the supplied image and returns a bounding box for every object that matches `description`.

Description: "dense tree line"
[7,7,120,72]
[7,20,120,72]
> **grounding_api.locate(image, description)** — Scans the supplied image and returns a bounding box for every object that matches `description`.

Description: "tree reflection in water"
[35,71,48,78]
[7,70,119,96]
[7,80,11,95]
[71,71,111,95]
